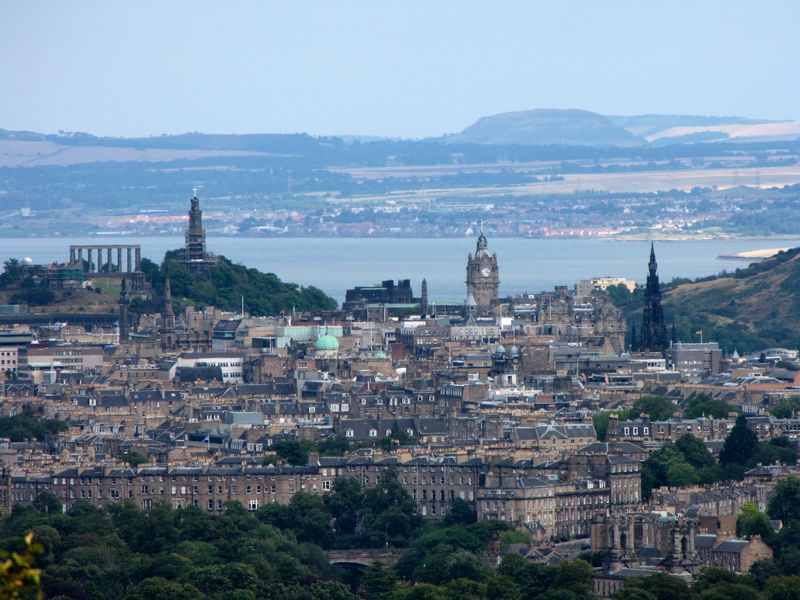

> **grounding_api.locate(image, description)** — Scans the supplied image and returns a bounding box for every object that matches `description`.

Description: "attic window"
[345,429,354,438]
[369,429,377,438]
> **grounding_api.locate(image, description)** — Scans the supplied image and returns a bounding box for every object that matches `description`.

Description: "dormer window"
[345,429,354,438]
[369,429,377,438]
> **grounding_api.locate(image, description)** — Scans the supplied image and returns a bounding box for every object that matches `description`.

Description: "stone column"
[127,248,132,273]
[117,248,122,273]
[107,247,113,272]
[87,249,93,273]
[69,248,74,264]
[686,523,696,559]
[671,528,681,563]
[135,248,141,272]
[626,519,636,555]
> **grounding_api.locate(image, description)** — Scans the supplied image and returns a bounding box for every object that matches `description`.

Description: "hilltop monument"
[177,189,217,271]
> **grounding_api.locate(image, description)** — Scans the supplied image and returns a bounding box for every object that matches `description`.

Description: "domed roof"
[494,343,506,354]
[316,334,339,351]
[508,345,521,356]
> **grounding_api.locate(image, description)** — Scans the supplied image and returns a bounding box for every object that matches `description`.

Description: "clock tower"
[466,224,500,313]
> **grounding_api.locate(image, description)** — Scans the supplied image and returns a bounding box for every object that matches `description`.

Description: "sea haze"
[3,237,797,304]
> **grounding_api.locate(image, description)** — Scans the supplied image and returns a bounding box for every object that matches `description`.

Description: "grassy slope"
[662,248,800,351]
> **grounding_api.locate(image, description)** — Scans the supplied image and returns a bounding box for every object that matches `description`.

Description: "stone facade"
[465,228,499,313]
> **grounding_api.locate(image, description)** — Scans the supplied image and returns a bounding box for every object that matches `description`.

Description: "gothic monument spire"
[639,242,668,352]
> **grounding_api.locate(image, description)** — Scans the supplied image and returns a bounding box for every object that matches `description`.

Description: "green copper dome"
[315,334,339,351]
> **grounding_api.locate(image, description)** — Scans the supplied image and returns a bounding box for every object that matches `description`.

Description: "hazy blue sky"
[2,1,799,138]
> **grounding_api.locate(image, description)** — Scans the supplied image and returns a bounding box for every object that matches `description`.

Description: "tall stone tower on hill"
[640,243,668,352]
[179,190,217,271]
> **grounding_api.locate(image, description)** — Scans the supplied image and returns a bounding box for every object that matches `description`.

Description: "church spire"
[649,241,657,273]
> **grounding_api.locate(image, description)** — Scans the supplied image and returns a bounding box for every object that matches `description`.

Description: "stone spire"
[420,278,428,315]
[640,242,668,352]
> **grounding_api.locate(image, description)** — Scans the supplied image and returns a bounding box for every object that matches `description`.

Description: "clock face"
[480,267,491,278]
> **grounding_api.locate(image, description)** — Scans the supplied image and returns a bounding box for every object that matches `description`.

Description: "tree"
[443,498,476,526]
[636,572,689,600]
[122,451,148,467]
[771,399,800,418]
[675,434,716,470]
[324,477,364,538]
[736,503,774,540]
[632,396,676,421]
[0,533,42,600]
[719,415,758,477]
[768,477,800,525]
[684,393,736,419]
[361,468,421,547]
[32,492,62,515]
[612,589,656,600]
[360,561,397,599]
[273,440,315,465]
[125,577,203,600]
[764,576,800,600]
[593,412,611,442]
[666,462,698,487]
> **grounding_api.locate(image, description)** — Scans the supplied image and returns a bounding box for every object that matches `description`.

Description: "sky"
[2,1,799,138]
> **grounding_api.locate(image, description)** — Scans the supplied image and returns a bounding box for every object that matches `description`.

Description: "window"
[248,499,259,511]
[323,480,331,491]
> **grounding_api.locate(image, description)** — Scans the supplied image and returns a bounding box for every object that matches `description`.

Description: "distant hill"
[616,248,800,352]
[447,109,643,146]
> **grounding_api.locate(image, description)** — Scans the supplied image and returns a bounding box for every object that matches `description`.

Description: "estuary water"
[2,236,798,303]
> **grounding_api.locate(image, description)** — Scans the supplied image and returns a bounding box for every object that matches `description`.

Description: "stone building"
[465,225,500,314]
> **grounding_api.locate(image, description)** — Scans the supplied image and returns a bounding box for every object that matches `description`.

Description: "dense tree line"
[640,416,797,498]
[0,412,68,443]
[132,250,337,316]
[5,470,800,597]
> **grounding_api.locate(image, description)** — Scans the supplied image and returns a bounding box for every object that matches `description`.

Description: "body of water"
[2,236,798,303]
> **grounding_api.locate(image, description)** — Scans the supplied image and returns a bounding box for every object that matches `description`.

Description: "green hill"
[449,108,643,146]
[141,251,337,315]
[617,248,800,352]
